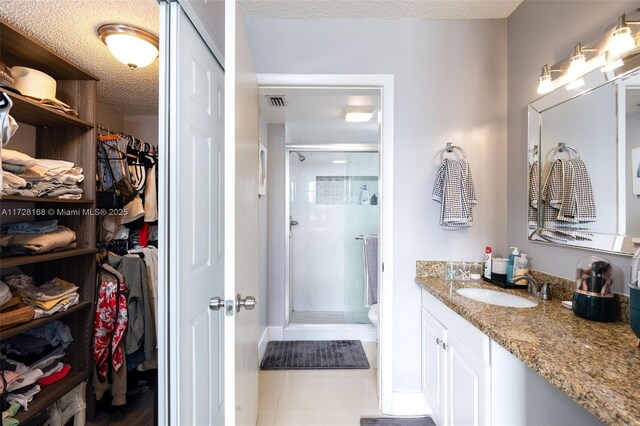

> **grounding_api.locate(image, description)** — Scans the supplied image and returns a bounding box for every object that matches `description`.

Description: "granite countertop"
[415,275,640,426]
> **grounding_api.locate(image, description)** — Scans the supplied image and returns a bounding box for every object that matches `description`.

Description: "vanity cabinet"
[421,291,491,426]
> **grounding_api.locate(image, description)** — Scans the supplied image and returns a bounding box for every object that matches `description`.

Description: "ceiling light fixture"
[344,106,376,123]
[568,43,596,80]
[608,14,638,58]
[98,24,159,70]
[537,65,561,94]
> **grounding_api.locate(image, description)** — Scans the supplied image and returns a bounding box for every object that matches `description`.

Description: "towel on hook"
[558,158,596,223]
[362,235,378,306]
[432,159,477,230]
[528,160,539,229]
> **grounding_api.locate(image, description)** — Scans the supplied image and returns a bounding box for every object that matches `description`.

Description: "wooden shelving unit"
[13,372,90,424]
[0,301,91,339]
[0,18,98,424]
[1,195,94,204]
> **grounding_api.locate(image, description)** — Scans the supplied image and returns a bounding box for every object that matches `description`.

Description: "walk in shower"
[288,150,379,325]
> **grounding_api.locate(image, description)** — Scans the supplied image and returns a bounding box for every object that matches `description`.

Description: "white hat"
[11,66,73,111]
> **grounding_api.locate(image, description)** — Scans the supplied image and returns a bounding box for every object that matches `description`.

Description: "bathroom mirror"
[528,55,640,255]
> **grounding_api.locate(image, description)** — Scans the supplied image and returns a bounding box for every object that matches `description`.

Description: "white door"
[422,308,446,425]
[160,2,227,425]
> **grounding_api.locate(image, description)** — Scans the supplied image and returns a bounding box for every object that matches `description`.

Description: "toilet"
[368,303,379,328]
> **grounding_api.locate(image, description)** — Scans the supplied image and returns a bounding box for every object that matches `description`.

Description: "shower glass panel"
[289,151,379,325]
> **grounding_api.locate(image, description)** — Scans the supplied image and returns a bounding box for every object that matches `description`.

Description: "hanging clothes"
[92,263,128,406]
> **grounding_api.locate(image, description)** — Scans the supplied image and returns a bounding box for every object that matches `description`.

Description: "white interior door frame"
[256,73,395,413]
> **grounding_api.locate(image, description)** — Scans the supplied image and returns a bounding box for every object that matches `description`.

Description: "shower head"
[295,152,306,162]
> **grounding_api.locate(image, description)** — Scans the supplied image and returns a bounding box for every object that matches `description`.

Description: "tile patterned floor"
[258,342,383,426]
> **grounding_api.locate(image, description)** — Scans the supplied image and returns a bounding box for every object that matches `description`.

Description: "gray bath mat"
[260,340,370,370]
[360,417,436,426]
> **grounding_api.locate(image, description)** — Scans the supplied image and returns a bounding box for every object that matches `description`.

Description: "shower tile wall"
[290,152,379,317]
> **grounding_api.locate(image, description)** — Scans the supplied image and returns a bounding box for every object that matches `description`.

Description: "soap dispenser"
[360,185,370,205]
[514,253,529,285]
[506,247,520,284]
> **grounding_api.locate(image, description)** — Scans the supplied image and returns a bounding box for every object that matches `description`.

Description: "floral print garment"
[93,281,128,382]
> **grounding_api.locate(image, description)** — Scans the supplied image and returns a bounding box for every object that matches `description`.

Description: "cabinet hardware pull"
[436,338,440,346]
[442,342,447,350]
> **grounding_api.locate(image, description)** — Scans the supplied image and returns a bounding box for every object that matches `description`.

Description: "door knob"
[290,220,299,226]
[236,294,257,312]
[209,297,225,311]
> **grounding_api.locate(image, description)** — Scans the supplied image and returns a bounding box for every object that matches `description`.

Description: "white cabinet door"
[447,331,486,426]
[422,308,446,425]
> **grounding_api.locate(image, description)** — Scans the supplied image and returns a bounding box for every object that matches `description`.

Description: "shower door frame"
[257,73,395,414]
[285,144,379,328]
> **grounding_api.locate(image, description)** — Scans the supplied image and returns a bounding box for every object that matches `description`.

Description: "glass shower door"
[289,151,379,325]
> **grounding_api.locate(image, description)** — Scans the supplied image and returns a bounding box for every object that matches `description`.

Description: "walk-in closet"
[0,2,160,425]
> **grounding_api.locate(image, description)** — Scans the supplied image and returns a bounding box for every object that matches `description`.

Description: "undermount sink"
[455,288,538,308]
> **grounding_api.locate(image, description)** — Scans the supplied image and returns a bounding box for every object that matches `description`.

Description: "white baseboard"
[258,327,269,361]
[387,391,431,416]
[267,326,284,341]
[283,325,377,341]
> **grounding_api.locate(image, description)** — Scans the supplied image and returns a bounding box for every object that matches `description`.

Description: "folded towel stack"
[1,149,84,199]
[540,158,596,243]
[432,158,477,230]
[0,220,77,257]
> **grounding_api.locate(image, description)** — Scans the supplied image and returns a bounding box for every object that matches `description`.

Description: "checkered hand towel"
[432,159,477,230]
[528,160,539,229]
[558,158,596,223]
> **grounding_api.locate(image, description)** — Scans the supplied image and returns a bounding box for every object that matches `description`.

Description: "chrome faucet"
[511,274,552,300]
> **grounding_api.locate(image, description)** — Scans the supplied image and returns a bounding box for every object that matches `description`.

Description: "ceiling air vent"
[267,95,286,107]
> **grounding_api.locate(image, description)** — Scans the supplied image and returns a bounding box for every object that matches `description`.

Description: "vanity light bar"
[536,9,640,93]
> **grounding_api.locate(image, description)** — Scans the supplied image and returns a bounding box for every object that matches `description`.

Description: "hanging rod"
[553,142,580,161]
[96,123,158,157]
[440,142,467,163]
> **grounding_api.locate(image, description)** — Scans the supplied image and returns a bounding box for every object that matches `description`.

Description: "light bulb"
[537,74,554,94]
[608,25,636,58]
[568,52,587,80]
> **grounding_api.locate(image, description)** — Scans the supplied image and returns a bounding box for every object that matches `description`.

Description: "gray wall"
[507,1,637,294]
[247,19,508,391]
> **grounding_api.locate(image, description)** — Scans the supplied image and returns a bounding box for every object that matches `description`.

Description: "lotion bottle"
[506,247,520,284]
[514,253,529,285]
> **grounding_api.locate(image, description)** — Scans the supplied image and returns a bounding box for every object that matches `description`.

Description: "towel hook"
[553,142,580,161]
[440,143,467,163]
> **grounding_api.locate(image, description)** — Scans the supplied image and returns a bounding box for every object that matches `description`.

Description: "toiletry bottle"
[370,194,378,205]
[514,253,529,285]
[506,247,520,284]
[360,185,370,205]
[484,246,492,279]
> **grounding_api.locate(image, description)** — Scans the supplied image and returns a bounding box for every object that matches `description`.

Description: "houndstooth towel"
[539,157,596,243]
[432,159,477,230]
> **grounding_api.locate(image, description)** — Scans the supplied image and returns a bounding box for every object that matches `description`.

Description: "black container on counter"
[573,256,615,322]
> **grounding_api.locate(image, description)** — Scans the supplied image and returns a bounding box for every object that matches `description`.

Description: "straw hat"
[11,66,71,109]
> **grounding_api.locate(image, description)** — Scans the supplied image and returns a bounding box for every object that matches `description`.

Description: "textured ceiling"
[0,0,159,115]
[239,0,523,19]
